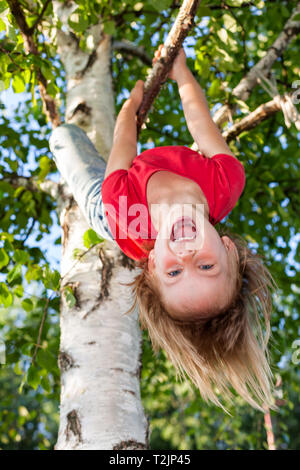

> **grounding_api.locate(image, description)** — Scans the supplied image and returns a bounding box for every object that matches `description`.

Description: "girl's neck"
[146,170,210,231]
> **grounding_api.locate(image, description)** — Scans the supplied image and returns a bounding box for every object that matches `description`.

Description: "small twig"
[59,243,103,289]
[28,0,52,34]
[31,295,51,365]
[0,43,25,71]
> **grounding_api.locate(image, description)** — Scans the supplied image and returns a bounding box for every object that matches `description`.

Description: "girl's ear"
[222,235,232,250]
[148,249,155,273]
[222,236,239,263]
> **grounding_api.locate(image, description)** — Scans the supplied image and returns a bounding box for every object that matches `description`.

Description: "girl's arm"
[176,66,234,159]
[104,80,144,179]
[153,44,235,159]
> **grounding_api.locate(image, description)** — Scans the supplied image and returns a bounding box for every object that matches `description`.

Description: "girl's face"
[148,205,238,319]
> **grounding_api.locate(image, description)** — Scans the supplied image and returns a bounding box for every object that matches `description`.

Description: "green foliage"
[82,228,104,249]
[0,0,300,450]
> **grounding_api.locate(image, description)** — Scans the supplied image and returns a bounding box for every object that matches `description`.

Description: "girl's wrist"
[175,65,193,87]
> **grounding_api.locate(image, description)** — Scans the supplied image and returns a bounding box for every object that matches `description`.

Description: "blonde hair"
[124,229,278,413]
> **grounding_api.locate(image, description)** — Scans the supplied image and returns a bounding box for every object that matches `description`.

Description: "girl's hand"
[152,44,187,81]
[126,79,145,112]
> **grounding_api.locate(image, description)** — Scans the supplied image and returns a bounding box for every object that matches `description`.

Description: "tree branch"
[112,39,152,66]
[222,92,296,142]
[136,0,201,136]
[1,172,62,199]
[7,0,61,128]
[213,1,300,126]
[28,0,52,34]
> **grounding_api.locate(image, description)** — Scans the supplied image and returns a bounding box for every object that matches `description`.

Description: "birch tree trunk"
[50,4,148,450]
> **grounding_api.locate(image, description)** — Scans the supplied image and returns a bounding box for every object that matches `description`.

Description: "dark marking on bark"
[123,389,136,396]
[65,409,83,444]
[110,367,125,373]
[112,440,148,450]
[145,415,151,449]
[62,219,69,251]
[87,341,96,345]
[71,102,91,117]
[136,338,144,380]
[83,247,114,318]
[79,50,97,77]
[60,197,76,250]
[98,247,114,300]
[72,282,82,309]
[118,251,136,271]
[67,102,92,128]
[110,366,142,379]
[58,351,78,372]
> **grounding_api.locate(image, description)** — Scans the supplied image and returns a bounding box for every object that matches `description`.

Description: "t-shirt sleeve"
[101,169,129,239]
[210,153,246,223]
[101,169,128,200]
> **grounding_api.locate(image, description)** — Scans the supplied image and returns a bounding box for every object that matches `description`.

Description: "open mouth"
[170,216,197,242]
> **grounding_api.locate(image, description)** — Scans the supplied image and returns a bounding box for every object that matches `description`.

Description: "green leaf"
[7,264,22,284]
[13,249,30,264]
[13,284,24,298]
[0,231,14,242]
[0,247,9,269]
[0,17,5,32]
[21,343,34,356]
[208,78,221,98]
[83,228,104,248]
[40,62,54,82]
[14,361,23,376]
[102,20,116,36]
[40,375,52,393]
[72,248,85,259]
[36,349,57,370]
[21,298,34,312]
[0,282,13,308]
[63,286,76,309]
[27,365,41,390]
[234,98,250,114]
[25,264,43,283]
[38,155,52,181]
[41,266,60,291]
[68,12,89,33]
[197,6,211,17]
[12,74,26,93]
[149,0,172,12]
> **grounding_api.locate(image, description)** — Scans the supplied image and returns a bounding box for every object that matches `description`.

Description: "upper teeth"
[174,236,195,242]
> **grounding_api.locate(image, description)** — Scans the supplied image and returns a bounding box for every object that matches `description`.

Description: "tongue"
[173,220,195,240]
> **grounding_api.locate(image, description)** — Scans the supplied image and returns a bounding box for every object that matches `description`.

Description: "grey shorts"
[49,123,114,242]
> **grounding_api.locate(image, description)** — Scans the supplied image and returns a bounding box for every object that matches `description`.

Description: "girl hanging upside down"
[50,44,278,412]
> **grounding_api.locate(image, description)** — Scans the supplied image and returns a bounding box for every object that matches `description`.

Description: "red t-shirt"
[101,146,246,261]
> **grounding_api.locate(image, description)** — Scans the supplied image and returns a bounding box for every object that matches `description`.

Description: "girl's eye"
[200,265,214,270]
[167,269,182,277]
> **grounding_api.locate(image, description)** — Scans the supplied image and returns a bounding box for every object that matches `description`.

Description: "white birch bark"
[50,2,148,450]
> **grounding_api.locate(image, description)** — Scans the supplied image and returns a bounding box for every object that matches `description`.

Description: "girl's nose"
[175,249,196,259]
